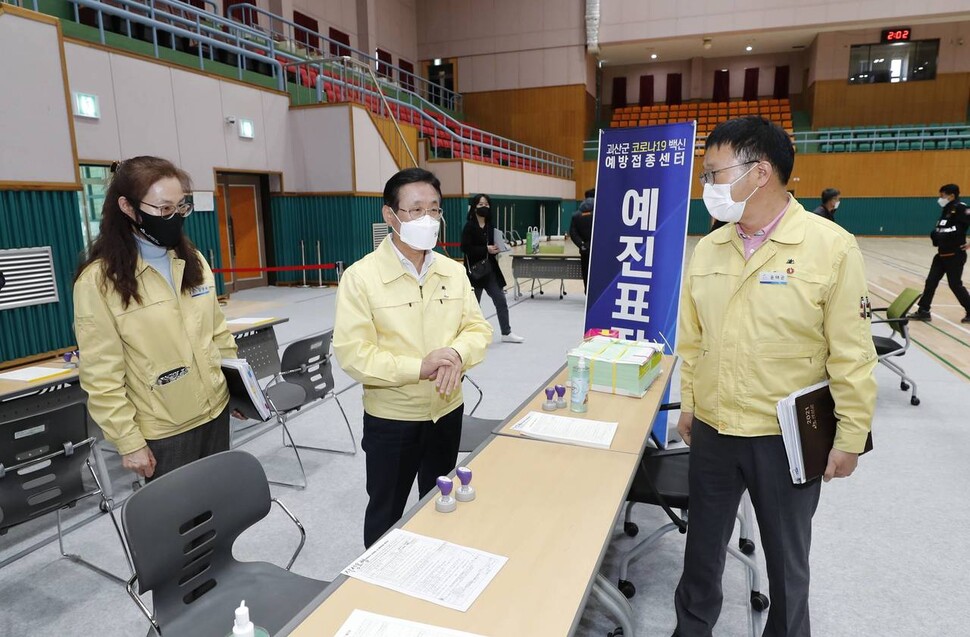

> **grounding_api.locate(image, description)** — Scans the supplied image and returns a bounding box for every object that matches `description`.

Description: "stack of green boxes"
[567,336,663,398]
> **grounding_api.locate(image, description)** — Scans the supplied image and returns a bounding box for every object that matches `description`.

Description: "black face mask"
[130,209,184,248]
[476,206,490,217]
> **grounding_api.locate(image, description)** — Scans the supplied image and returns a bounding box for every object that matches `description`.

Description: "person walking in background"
[908,183,970,323]
[813,188,841,222]
[569,188,595,293]
[334,168,493,548]
[73,156,239,482]
[461,193,525,343]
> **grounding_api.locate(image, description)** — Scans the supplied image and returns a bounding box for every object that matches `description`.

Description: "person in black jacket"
[569,188,595,293]
[909,183,970,323]
[812,188,841,222]
[461,194,524,343]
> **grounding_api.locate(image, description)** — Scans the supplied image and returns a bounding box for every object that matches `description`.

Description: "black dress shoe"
[907,309,932,321]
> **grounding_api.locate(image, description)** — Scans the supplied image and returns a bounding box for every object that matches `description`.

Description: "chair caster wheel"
[900,381,910,391]
[751,591,770,612]
[99,499,113,513]
[910,396,920,406]
[617,579,636,599]
[739,537,755,555]
[624,522,639,537]
[607,628,624,637]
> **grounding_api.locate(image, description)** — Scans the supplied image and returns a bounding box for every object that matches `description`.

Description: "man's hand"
[961,243,968,251]
[677,411,694,445]
[123,446,157,479]
[823,449,859,482]
[230,409,246,420]
[420,348,461,379]
[487,245,500,255]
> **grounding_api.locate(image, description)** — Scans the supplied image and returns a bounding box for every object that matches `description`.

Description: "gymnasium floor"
[0,237,967,636]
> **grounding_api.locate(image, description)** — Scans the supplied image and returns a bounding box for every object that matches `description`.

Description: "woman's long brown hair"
[74,156,204,308]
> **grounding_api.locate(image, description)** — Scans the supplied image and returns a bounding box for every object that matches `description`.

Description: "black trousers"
[580,249,590,293]
[362,405,463,548]
[674,420,822,637]
[918,251,970,313]
[474,271,511,335]
[145,404,231,481]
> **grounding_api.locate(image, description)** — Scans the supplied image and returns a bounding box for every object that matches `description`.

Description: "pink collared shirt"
[737,196,792,260]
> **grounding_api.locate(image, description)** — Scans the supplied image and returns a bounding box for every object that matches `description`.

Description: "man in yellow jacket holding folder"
[334,168,493,548]
[674,117,877,637]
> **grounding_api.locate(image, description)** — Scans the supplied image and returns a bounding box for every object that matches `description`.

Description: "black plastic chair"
[0,402,130,582]
[121,450,327,637]
[615,404,768,637]
[873,287,922,406]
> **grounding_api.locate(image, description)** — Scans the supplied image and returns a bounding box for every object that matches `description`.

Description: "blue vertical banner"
[585,122,696,444]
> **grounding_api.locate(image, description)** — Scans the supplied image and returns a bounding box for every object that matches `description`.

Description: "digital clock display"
[881,28,911,43]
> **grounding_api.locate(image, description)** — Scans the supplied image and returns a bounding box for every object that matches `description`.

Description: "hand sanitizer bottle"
[570,356,589,413]
[232,601,255,637]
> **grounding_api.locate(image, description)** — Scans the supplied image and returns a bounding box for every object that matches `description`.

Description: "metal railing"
[225,2,462,112]
[47,0,295,90]
[294,56,573,179]
[585,123,970,156]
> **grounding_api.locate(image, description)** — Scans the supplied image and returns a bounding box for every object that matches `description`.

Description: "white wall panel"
[65,43,121,163]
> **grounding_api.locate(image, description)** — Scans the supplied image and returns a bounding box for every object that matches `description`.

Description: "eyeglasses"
[139,199,194,220]
[396,207,443,220]
[698,161,757,185]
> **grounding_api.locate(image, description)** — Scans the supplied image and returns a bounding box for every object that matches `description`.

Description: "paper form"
[510,411,618,449]
[333,610,487,637]
[226,317,276,325]
[0,366,72,383]
[341,529,507,612]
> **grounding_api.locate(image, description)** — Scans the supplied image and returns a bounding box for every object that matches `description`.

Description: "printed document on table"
[510,411,618,449]
[341,529,507,612]
[333,610,487,637]
[0,366,72,383]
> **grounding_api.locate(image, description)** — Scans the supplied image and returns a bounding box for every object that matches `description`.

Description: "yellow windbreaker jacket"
[678,199,877,453]
[73,252,237,454]
[333,236,493,422]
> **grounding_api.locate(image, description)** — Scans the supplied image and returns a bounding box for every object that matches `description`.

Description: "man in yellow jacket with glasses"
[673,118,877,637]
[334,168,493,548]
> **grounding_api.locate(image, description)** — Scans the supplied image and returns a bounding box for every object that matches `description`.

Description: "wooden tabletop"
[0,317,289,401]
[493,355,676,455]
[284,435,639,637]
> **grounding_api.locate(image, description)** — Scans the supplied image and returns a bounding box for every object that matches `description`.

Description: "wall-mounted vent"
[372,223,389,251]
[0,247,59,311]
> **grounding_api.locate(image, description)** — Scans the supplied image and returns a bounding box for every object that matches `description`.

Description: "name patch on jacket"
[759,272,788,285]
[190,285,212,297]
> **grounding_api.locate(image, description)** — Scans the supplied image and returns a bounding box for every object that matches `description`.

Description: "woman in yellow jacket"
[73,156,238,481]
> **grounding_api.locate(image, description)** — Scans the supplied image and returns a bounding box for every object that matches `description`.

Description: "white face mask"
[396,214,440,251]
[833,200,841,210]
[702,163,758,223]
[938,197,950,208]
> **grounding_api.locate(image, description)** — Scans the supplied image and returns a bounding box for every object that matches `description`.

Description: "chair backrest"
[278,331,336,403]
[0,440,96,533]
[235,327,282,380]
[121,451,272,613]
[885,287,922,336]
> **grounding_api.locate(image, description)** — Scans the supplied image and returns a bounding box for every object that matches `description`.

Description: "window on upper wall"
[399,59,415,92]
[376,49,393,79]
[293,11,320,53]
[329,28,351,58]
[848,40,939,84]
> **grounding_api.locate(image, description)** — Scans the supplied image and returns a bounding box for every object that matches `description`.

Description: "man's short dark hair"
[821,188,841,204]
[705,116,795,185]
[584,188,595,199]
[940,184,960,199]
[383,168,442,209]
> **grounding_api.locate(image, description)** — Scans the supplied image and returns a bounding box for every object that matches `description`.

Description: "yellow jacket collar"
[375,236,453,284]
[711,196,807,246]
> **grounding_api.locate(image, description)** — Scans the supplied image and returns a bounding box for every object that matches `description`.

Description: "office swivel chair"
[871,288,922,406]
[615,404,768,637]
[0,402,131,582]
[122,450,327,637]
